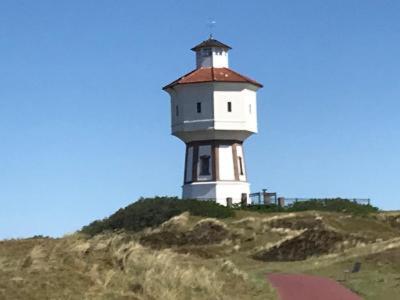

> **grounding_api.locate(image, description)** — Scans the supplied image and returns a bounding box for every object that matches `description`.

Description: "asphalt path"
[267,273,363,300]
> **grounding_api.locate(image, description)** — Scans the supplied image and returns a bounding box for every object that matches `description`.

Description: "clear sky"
[1,0,399,239]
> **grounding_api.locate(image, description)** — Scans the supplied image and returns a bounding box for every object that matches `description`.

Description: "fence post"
[241,193,248,207]
[262,189,270,205]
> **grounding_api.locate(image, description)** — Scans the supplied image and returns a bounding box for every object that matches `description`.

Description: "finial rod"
[207,19,216,39]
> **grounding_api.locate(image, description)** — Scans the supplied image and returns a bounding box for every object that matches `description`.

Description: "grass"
[0,233,273,300]
[1,199,399,300]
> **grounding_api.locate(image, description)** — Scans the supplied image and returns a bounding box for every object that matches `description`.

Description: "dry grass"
[1,210,400,300]
[0,232,273,300]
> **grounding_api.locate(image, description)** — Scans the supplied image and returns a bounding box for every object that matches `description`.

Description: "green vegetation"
[81,196,234,236]
[82,197,379,236]
[244,198,379,215]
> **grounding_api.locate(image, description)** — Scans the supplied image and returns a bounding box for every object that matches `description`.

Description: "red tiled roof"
[163,67,263,90]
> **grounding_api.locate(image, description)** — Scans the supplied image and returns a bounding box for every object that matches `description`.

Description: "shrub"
[239,198,378,215]
[286,198,379,214]
[81,197,234,236]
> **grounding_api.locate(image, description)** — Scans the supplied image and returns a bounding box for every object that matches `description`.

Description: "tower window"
[200,155,210,176]
[227,101,232,112]
[201,48,212,56]
[197,102,202,113]
[238,156,244,175]
[175,105,179,116]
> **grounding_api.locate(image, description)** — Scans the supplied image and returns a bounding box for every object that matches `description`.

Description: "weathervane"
[207,19,216,39]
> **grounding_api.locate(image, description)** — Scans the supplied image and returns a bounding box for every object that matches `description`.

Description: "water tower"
[163,37,262,205]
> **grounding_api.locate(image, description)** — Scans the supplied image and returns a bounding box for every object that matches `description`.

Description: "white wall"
[167,82,259,143]
[182,181,250,205]
[196,47,228,68]
[236,144,247,181]
[218,145,234,180]
[215,181,250,205]
[213,83,258,133]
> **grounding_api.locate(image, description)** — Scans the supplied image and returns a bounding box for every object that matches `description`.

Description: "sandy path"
[267,273,362,300]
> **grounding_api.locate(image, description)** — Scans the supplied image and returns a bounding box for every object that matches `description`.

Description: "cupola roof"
[191,38,232,51]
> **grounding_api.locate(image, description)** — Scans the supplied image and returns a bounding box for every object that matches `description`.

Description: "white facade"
[196,47,229,68]
[163,38,262,205]
[168,82,258,143]
[182,181,250,206]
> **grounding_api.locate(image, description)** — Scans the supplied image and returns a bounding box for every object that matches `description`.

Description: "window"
[175,105,179,116]
[201,48,212,57]
[238,157,244,175]
[200,155,210,176]
[227,101,232,112]
[249,104,252,114]
[197,102,202,113]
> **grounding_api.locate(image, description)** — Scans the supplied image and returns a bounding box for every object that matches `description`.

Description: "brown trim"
[183,179,249,184]
[232,143,239,181]
[212,142,219,181]
[240,144,248,181]
[183,145,189,184]
[186,139,242,147]
[192,145,199,182]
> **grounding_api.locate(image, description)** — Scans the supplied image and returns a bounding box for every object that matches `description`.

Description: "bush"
[81,197,234,236]
[240,204,286,213]
[286,198,379,214]
[240,198,378,215]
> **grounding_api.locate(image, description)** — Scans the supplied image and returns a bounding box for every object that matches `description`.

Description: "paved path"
[267,273,363,300]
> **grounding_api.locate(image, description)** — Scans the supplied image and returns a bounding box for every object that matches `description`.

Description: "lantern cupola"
[191,36,231,68]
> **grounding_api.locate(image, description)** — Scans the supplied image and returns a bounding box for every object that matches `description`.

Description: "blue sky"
[1,0,399,239]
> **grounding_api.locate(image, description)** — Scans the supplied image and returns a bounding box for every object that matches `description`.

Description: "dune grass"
[1,205,399,300]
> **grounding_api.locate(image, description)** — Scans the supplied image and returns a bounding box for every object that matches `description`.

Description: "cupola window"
[197,102,202,113]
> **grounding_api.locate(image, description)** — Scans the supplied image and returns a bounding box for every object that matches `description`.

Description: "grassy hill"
[1,198,399,299]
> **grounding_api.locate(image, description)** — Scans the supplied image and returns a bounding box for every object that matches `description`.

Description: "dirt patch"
[140,218,230,249]
[253,229,346,261]
[268,216,324,230]
[364,247,400,267]
[385,215,400,230]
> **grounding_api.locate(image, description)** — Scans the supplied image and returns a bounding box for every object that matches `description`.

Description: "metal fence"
[249,192,277,205]
[249,192,371,207]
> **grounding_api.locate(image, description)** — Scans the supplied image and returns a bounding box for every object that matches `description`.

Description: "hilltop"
[1,198,399,299]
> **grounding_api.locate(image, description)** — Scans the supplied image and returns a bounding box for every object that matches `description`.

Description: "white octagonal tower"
[163,37,263,206]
